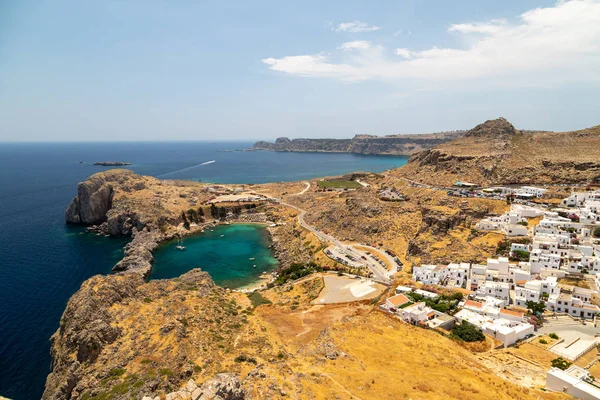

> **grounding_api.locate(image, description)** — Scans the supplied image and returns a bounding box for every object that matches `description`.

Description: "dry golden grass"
[296,312,565,400]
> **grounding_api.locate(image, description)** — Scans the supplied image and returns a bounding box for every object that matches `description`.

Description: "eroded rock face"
[43,270,217,400]
[43,273,144,400]
[65,170,137,225]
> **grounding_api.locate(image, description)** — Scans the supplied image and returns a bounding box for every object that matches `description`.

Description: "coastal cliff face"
[253,131,464,156]
[399,118,600,186]
[42,269,253,400]
[65,171,119,225]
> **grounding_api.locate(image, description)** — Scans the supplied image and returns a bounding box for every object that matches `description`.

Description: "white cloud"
[449,19,507,34]
[263,0,600,87]
[339,40,371,51]
[334,21,380,33]
[394,48,412,59]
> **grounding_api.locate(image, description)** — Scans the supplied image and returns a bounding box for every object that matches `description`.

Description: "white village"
[383,187,600,399]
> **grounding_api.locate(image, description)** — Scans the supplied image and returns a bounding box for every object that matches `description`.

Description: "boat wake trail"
[157,160,216,178]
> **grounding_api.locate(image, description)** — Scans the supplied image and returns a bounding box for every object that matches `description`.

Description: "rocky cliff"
[42,269,251,400]
[253,131,464,156]
[399,118,600,186]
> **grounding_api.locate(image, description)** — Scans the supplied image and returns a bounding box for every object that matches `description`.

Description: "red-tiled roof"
[500,308,524,318]
[464,300,483,309]
[387,294,410,307]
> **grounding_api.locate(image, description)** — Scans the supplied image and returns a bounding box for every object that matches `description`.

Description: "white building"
[411,264,447,285]
[546,365,600,400]
[529,250,561,273]
[562,190,600,207]
[477,281,510,302]
[385,293,410,309]
[484,318,534,347]
[511,243,531,253]
[400,302,436,324]
[547,292,600,319]
[517,186,548,198]
[504,224,529,237]
[454,309,534,347]
[444,263,470,289]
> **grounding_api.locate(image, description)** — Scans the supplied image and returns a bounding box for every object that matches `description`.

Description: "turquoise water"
[0,141,407,399]
[151,224,278,287]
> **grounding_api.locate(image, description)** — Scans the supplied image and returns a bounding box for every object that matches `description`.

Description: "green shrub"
[247,292,272,308]
[551,357,571,370]
[234,354,257,364]
[539,339,548,344]
[452,321,485,342]
[108,368,126,377]
[549,332,559,340]
[158,368,174,377]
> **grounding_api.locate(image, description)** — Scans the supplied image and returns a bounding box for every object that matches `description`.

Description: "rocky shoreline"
[65,170,285,280]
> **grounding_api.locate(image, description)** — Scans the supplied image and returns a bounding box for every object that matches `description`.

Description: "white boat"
[220,234,225,238]
[249,257,255,261]
[176,237,186,251]
[253,265,257,268]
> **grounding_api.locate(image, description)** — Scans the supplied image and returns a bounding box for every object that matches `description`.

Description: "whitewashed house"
[444,263,470,289]
[400,302,436,324]
[562,190,600,207]
[546,365,600,400]
[517,186,548,198]
[547,293,600,319]
[477,281,510,302]
[412,264,447,285]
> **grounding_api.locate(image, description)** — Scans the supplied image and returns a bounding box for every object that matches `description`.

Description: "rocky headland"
[253,131,464,156]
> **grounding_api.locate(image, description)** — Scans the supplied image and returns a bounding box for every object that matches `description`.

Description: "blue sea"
[0,141,408,399]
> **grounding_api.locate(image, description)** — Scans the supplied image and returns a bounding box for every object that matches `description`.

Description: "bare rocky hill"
[398,118,600,186]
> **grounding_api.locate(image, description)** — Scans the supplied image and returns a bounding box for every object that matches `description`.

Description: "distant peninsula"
[93,161,131,166]
[252,131,465,156]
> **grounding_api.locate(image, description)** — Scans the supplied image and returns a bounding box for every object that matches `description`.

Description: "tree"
[526,300,546,315]
[452,321,485,342]
[512,250,530,262]
[551,357,572,370]
[197,207,205,217]
[594,227,600,238]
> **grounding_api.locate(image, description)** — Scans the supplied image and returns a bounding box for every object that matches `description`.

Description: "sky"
[1,0,599,142]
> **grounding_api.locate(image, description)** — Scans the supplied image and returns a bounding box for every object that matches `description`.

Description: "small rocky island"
[93,161,131,166]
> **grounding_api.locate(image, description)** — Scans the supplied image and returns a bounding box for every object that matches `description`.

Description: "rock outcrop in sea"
[65,170,137,225]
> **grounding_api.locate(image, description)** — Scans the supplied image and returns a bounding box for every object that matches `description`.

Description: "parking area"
[324,246,363,268]
[312,275,386,304]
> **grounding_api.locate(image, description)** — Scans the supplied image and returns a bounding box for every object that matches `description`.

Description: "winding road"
[280,181,391,283]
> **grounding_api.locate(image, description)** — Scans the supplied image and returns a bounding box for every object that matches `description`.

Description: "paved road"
[280,199,390,283]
